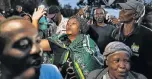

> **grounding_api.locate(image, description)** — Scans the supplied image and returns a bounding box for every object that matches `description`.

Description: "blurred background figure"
[0,13,6,22]
[13,5,25,16]
[20,13,32,22]
[46,5,68,35]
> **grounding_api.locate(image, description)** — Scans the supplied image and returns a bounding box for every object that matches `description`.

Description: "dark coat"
[87,68,147,79]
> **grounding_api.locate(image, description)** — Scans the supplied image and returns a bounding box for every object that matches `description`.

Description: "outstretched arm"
[32,8,46,29]
[40,39,51,51]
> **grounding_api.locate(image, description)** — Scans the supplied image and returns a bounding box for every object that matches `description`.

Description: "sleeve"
[87,35,104,66]
[39,64,63,79]
[47,34,60,49]
[86,25,99,42]
[138,74,148,79]
[86,69,102,79]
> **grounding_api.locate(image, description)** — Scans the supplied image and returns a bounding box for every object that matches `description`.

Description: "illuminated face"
[94,8,105,23]
[0,19,41,78]
[106,51,130,79]
[66,18,80,36]
[119,9,135,23]
[17,7,22,12]
[23,15,31,22]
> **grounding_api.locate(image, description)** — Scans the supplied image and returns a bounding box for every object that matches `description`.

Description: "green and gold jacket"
[48,34,104,79]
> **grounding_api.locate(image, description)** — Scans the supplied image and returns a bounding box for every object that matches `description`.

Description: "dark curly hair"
[69,15,89,34]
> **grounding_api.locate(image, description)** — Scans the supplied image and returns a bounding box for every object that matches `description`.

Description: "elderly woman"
[87,41,147,79]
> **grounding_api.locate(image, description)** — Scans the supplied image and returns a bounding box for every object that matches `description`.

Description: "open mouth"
[118,72,127,76]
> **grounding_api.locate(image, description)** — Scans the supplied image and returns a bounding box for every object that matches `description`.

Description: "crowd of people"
[0,0,152,79]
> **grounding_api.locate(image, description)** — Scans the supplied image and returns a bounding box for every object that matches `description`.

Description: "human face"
[66,18,80,36]
[106,51,130,79]
[50,13,59,25]
[0,20,41,78]
[23,15,31,22]
[94,8,105,23]
[119,9,136,23]
[17,7,22,12]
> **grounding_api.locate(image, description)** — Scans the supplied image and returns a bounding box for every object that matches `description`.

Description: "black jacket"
[111,24,152,79]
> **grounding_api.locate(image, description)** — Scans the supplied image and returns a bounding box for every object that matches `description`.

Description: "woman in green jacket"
[40,15,104,79]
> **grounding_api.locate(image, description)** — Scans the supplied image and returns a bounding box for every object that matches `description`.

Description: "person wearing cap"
[111,0,152,78]
[32,5,68,35]
[87,41,147,79]
[87,7,116,54]
[46,5,68,35]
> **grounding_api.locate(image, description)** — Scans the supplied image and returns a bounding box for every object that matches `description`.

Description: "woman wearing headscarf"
[87,41,147,79]
[32,7,104,78]
[38,15,104,79]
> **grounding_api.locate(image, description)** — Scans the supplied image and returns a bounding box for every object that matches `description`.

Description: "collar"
[120,23,140,36]
[58,15,68,26]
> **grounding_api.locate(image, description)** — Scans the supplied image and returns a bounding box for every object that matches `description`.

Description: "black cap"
[118,0,144,18]
[48,5,60,14]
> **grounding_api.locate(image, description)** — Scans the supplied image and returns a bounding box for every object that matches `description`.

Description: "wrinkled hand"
[32,7,46,20]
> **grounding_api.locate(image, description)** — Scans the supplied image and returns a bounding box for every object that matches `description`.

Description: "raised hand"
[32,7,46,20]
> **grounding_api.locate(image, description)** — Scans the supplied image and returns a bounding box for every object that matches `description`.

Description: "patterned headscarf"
[103,41,132,60]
